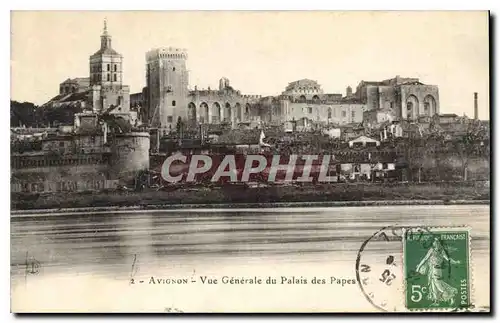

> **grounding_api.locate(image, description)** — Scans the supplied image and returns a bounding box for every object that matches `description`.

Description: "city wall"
[11,131,151,193]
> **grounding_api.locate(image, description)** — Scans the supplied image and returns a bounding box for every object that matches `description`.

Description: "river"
[11,204,490,312]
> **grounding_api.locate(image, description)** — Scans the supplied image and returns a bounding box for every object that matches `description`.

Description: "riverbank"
[10,199,490,216]
[11,181,490,212]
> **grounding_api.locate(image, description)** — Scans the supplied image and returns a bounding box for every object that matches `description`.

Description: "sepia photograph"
[9,10,490,313]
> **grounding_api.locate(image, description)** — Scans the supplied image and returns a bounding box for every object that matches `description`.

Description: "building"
[42,19,131,117]
[278,99,367,127]
[282,79,325,102]
[266,80,368,127]
[137,48,438,133]
[281,79,346,104]
[363,107,396,128]
[130,91,144,109]
[145,47,190,131]
[11,112,150,193]
[59,77,90,95]
[186,78,262,130]
[88,19,130,114]
[13,20,149,194]
[354,75,440,121]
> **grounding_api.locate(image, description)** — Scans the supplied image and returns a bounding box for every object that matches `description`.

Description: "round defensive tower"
[109,131,150,183]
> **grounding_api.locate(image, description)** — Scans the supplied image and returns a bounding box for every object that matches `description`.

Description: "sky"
[10,11,489,119]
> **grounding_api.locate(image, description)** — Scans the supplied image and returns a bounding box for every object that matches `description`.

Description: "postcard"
[10,11,490,313]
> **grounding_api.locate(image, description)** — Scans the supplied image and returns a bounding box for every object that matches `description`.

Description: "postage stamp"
[403,227,471,311]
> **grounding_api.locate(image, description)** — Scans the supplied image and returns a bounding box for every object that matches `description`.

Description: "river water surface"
[11,204,490,312]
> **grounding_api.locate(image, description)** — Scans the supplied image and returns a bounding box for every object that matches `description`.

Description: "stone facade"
[146,47,190,131]
[42,20,131,116]
[88,84,130,114]
[12,129,150,192]
[87,20,130,114]
[282,79,324,101]
[281,79,345,104]
[59,77,90,95]
[41,134,107,155]
[108,132,150,178]
[354,76,439,121]
[187,82,262,128]
[130,91,144,108]
[141,75,440,131]
[276,101,367,126]
[135,50,439,132]
[400,84,439,120]
[363,108,396,128]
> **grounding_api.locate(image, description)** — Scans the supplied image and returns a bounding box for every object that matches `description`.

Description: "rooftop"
[91,47,121,57]
[217,129,262,145]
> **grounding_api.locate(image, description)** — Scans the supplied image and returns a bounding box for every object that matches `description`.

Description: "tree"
[459,122,487,181]
[10,100,37,127]
[176,117,184,140]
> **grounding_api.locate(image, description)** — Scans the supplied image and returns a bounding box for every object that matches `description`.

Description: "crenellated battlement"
[146,47,188,62]
[188,89,262,101]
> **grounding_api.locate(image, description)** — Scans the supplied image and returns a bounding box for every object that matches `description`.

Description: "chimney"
[474,92,478,120]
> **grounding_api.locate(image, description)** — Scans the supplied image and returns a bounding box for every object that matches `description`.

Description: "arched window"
[114,64,117,72]
[113,74,117,82]
[172,100,176,106]
[107,74,110,81]
[173,67,176,71]
[107,64,110,71]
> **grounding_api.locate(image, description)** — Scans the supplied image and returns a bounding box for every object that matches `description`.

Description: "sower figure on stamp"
[415,237,461,306]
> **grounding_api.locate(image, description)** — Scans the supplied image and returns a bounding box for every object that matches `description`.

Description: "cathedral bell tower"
[88,19,130,113]
[89,19,123,87]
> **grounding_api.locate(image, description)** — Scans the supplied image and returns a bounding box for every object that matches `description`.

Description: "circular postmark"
[355,226,405,312]
[356,226,466,312]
